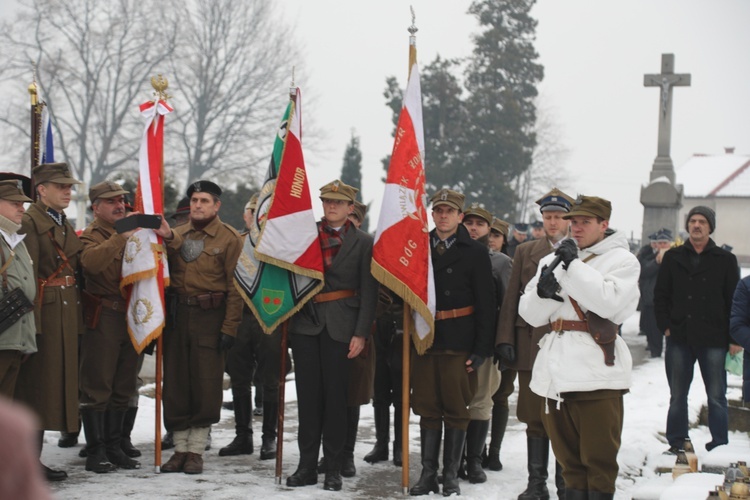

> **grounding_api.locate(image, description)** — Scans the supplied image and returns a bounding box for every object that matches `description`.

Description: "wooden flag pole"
[28,74,43,197]
[275,320,289,484]
[155,335,163,473]
[402,304,412,494]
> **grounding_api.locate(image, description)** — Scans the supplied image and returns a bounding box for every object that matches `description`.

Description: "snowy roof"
[676,152,750,197]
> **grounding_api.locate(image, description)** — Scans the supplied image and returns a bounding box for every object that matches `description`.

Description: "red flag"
[371,45,435,354]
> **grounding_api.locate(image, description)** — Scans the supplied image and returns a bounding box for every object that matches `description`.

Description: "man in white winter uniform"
[519,195,640,500]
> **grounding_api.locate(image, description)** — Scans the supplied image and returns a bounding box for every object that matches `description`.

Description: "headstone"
[640,54,690,245]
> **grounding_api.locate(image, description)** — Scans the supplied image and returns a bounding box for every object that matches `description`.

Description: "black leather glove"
[495,343,516,364]
[555,238,578,269]
[467,354,485,370]
[219,333,235,351]
[537,265,564,302]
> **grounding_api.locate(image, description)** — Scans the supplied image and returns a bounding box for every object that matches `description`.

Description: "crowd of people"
[0,162,748,500]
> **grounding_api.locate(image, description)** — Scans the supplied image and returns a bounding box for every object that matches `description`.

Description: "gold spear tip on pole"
[151,74,171,100]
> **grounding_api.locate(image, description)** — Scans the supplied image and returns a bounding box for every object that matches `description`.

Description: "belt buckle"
[111,301,121,311]
[65,275,75,286]
[552,318,564,332]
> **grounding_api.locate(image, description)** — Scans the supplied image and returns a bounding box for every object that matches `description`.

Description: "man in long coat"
[16,163,84,482]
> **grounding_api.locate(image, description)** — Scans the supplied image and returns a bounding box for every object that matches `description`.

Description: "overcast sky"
[3,1,749,239]
[280,0,750,239]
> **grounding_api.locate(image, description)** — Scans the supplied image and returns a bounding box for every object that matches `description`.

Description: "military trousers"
[516,370,546,437]
[79,309,139,411]
[372,314,403,407]
[0,350,23,398]
[226,310,285,403]
[411,350,477,431]
[468,359,501,420]
[290,329,350,470]
[163,303,226,431]
[542,394,623,494]
[492,367,517,411]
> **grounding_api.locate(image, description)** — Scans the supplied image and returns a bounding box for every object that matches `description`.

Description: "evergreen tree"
[340,132,370,231]
[463,0,544,218]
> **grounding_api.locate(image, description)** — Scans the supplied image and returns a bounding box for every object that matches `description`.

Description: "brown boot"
[183,452,204,474]
[161,452,188,473]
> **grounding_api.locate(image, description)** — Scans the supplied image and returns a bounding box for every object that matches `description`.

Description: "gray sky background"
[2,0,749,239]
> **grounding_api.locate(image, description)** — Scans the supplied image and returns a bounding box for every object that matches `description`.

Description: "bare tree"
[513,98,571,222]
[0,0,178,186]
[168,0,299,184]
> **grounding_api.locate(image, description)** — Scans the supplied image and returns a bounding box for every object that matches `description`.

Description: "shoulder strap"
[0,240,15,293]
[46,230,75,280]
[567,253,599,321]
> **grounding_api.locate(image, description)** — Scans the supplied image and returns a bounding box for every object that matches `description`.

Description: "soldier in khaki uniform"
[78,181,174,473]
[16,163,84,482]
[461,204,511,484]
[161,180,243,475]
[495,188,573,499]
[410,190,495,497]
[0,177,36,398]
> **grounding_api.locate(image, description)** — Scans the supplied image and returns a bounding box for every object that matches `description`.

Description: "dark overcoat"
[729,275,750,402]
[654,238,739,348]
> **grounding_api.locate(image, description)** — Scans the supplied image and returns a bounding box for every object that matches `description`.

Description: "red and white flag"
[371,45,435,354]
[120,99,172,354]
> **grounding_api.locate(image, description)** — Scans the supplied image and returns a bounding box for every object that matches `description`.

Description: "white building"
[676,148,750,264]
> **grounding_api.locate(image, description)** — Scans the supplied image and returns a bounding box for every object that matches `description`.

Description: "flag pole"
[28,70,43,198]
[401,9,419,495]
[150,74,171,474]
[274,78,297,484]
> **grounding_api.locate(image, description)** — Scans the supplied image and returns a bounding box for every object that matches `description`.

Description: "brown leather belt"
[313,289,357,304]
[44,275,77,287]
[550,318,589,333]
[101,297,127,313]
[435,306,475,321]
[178,293,226,306]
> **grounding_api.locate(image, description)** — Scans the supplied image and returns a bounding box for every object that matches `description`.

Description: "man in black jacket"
[410,189,495,497]
[654,206,741,453]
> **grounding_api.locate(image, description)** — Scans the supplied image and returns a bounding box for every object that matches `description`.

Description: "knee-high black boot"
[219,386,253,456]
[364,404,390,463]
[466,419,490,484]
[410,428,441,496]
[518,436,550,500]
[393,403,403,466]
[105,410,140,469]
[260,399,278,460]
[120,407,141,458]
[442,428,467,496]
[81,409,117,473]
[485,404,509,471]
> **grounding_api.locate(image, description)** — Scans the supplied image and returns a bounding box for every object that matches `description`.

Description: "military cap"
[351,200,367,222]
[170,197,190,220]
[564,195,612,220]
[654,228,673,242]
[530,220,544,229]
[430,189,464,211]
[89,180,129,203]
[245,193,259,212]
[0,173,32,199]
[320,179,358,202]
[33,162,81,185]
[0,179,33,203]
[513,222,529,232]
[647,232,658,241]
[187,180,222,198]
[463,203,492,224]
[536,188,574,213]
[721,243,733,252]
[490,217,510,236]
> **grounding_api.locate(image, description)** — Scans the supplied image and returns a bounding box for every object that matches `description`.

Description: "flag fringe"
[127,320,165,355]
[234,278,324,335]
[370,260,434,355]
[255,252,324,283]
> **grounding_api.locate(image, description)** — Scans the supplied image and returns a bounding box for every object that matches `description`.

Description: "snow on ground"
[43,312,749,499]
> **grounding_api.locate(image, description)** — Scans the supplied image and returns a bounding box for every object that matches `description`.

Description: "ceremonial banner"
[371,48,435,355]
[235,89,324,333]
[121,99,172,354]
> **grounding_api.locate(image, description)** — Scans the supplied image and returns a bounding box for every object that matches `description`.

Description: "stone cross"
[643,54,691,183]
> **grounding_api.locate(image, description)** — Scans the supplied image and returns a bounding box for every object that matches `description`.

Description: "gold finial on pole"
[289,66,297,98]
[29,63,39,105]
[151,74,171,101]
